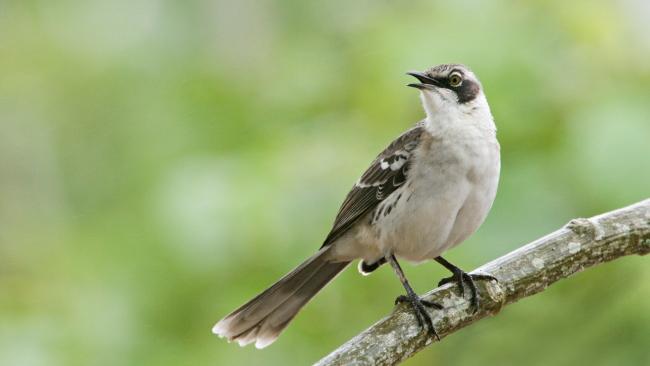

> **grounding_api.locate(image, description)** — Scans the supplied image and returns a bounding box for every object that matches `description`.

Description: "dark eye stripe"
[456,80,480,104]
[425,69,479,103]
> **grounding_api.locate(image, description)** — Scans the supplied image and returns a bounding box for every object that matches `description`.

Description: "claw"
[395,294,409,305]
[395,295,443,309]
[420,299,444,309]
[438,271,498,313]
[394,293,442,340]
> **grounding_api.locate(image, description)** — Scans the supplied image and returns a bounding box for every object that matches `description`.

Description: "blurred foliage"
[1,0,649,365]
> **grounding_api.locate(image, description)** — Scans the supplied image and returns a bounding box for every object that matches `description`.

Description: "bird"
[212,63,501,349]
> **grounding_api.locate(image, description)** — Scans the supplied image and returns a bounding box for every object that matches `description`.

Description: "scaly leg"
[388,254,443,340]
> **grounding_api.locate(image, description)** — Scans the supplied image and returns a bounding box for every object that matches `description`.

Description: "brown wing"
[321,121,425,247]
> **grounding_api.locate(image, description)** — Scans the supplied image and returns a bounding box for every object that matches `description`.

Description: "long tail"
[212,247,350,348]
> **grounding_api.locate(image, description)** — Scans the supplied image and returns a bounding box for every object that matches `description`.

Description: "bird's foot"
[394,294,442,340]
[438,271,497,313]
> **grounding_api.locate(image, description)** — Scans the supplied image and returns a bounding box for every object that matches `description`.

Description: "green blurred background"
[1,0,649,365]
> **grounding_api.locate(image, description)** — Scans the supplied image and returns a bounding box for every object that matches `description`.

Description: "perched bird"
[213,64,501,349]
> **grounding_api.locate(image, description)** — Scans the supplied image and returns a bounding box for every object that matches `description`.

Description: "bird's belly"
[374,155,499,263]
[374,175,471,263]
[444,179,498,251]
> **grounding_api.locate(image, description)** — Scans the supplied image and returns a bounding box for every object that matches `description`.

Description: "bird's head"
[407,64,488,120]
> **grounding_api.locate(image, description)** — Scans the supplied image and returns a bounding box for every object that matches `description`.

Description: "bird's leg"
[387,254,442,340]
[435,256,497,313]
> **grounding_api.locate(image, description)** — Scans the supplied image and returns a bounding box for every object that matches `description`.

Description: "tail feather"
[213,247,349,348]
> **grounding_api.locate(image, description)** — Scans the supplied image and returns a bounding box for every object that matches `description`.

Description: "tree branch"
[315,199,650,366]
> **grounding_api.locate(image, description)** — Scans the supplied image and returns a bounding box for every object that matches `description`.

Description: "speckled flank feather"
[321,122,425,247]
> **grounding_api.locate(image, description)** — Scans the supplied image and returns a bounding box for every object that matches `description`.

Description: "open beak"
[406,71,439,90]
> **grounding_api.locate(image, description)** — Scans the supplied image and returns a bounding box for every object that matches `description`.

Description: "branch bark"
[315,199,650,366]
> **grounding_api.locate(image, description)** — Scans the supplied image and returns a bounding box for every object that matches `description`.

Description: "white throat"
[419,90,495,136]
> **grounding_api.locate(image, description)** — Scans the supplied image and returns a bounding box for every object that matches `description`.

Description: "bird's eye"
[449,72,463,87]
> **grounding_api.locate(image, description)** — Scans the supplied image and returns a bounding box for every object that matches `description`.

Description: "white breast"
[373,118,500,263]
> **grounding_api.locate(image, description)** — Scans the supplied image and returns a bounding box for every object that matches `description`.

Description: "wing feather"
[321,121,425,247]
